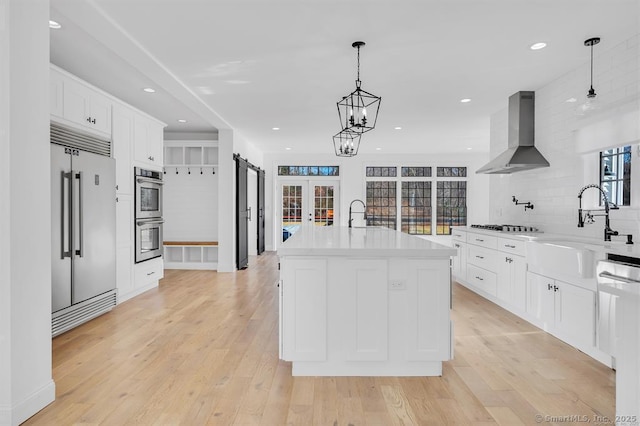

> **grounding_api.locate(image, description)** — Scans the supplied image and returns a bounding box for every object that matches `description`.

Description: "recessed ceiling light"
[460,98,471,103]
[530,42,547,50]
[565,97,578,103]
[272,127,280,131]
[394,127,402,130]
[285,147,291,151]
[467,147,473,150]
[143,87,155,93]
[376,147,382,151]
[49,20,62,29]
[177,119,187,123]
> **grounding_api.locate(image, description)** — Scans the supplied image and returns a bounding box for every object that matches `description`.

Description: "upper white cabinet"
[134,114,164,169]
[112,104,134,195]
[50,66,112,136]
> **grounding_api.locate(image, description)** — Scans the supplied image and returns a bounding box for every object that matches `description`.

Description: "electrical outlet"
[389,280,406,290]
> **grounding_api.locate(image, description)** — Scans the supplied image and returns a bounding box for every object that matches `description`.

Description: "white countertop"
[454,226,640,258]
[278,226,457,258]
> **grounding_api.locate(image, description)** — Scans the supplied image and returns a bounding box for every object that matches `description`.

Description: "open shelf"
[163,242,218,270]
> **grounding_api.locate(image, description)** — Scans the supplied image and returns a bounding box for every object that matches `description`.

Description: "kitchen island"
[277,226,456,376]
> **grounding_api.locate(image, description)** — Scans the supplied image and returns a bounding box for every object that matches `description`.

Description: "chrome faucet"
[348,199,367,228]
[577,184,622,242]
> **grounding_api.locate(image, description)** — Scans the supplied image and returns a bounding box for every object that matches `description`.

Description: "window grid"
[436,181,467,235]
[401,181,432,235]
[436,167,467,177]
[365,181,397,230]
[314,185,334,226]
[278,166,339,176]
[401,167,432,177]
[282,185,302,227]
[600,146,631,206]
[366,166,397,177]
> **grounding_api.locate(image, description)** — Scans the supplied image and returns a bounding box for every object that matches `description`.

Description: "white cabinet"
[50,66,112,136]
[112,104,134,195]
[134,114,164,168]
[50,70,64,118]
[116,246,134,301]
[497,253,526,311]
[526,271,595,348]
[134,257,165,290]
[452,241,467,280]
[280,257,328,362]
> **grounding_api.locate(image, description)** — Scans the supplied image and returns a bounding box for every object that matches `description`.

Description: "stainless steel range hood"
[476,91,550,174]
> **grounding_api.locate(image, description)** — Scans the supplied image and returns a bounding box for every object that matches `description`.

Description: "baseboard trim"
[2,379,56,425]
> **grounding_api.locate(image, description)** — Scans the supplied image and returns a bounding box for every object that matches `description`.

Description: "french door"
[279,180,339,243]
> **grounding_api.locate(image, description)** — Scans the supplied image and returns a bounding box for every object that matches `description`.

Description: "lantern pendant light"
[333,128,362,157]
[576,37,601,115]
[336,41,381,134]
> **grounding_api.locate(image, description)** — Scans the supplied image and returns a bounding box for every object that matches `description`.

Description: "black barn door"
[236,156,249,269]
[257,170,265,255]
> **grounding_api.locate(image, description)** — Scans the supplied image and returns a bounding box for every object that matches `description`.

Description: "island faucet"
[348,199,367,228]
[577,184,623,242]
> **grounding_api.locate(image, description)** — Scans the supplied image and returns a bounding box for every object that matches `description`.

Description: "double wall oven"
[135,167,164,263]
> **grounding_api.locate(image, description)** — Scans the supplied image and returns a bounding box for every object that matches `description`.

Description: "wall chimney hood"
[476,91,550,174]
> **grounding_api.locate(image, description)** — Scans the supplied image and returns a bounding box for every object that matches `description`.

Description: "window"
[364,165,467,235]
[278,166,339,176]
[366,181,397,229]
[401,181,431,234]
[600,146,631,206]
[436,181,467,235]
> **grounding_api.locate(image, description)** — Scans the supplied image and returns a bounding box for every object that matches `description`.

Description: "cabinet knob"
[148,156,154,161]
[553,285,559,292]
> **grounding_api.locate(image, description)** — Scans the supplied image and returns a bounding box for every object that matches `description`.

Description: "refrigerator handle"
[75,171,84,257]
[61,171,72,259]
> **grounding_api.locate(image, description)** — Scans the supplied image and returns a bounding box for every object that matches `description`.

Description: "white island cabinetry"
[278,226,455,376]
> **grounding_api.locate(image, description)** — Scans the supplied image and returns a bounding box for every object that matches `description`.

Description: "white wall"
[263,151,491,251]
[488,34,640,240]
[0,0,56,424]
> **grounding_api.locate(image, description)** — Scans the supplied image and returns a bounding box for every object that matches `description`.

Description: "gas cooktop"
[470,224,540,233]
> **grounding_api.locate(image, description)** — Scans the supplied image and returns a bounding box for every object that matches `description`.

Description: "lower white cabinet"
[452,241,467,280]
[279,255,452,376]
[116,246,133,300]
[280,257,328,362]
[497,253,526,311]
[526,271,595,349]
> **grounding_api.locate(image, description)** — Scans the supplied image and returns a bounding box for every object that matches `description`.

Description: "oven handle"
[136,177,164,185]
[136,219,165,226]
[598,271,640,284]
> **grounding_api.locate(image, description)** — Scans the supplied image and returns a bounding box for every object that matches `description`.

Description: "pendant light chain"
[356,44,361,84]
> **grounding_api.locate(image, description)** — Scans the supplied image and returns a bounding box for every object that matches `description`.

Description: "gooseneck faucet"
[577,184,623,242]
[348,199,367,228]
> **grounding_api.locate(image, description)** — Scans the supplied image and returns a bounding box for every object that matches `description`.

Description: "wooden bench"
[163,241,218,246]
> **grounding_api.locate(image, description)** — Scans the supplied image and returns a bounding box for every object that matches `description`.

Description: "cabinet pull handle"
[553,285,559,292]
[148,156,155,161]
[454,243,460,248]
[475,238,484,242]
[475,276,484,281]
[147,271,155,276]
[505,257,512,263]
[505,244,516,248]
[475,255,484,259]
[547,283,553,291]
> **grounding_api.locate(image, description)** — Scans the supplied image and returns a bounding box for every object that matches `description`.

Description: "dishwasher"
[596,254,640,421]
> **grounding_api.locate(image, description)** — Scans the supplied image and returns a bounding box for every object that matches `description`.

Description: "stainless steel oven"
[135,218,164,263]
[135,167,163,219]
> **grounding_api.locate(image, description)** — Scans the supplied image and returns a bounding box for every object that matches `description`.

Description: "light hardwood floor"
[25,252,615,425]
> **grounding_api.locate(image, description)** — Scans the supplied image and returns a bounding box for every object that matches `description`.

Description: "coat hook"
[188,167,191,175]
[200,167,203,175]
[163,168,166,174]
[213,167,216,175]
[176,167,179,174]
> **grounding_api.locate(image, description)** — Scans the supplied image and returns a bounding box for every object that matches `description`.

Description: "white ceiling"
[49,0,639,155]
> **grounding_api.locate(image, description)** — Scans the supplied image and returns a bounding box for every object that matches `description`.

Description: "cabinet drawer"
[497,237,526,256]
[467,246,498,272]
[451,229,467,242]
[467,264,497,297]
[467,232,498,249]
[134,257,164,288]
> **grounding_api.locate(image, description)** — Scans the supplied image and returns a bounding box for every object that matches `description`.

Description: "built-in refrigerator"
[51,123,116,337]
